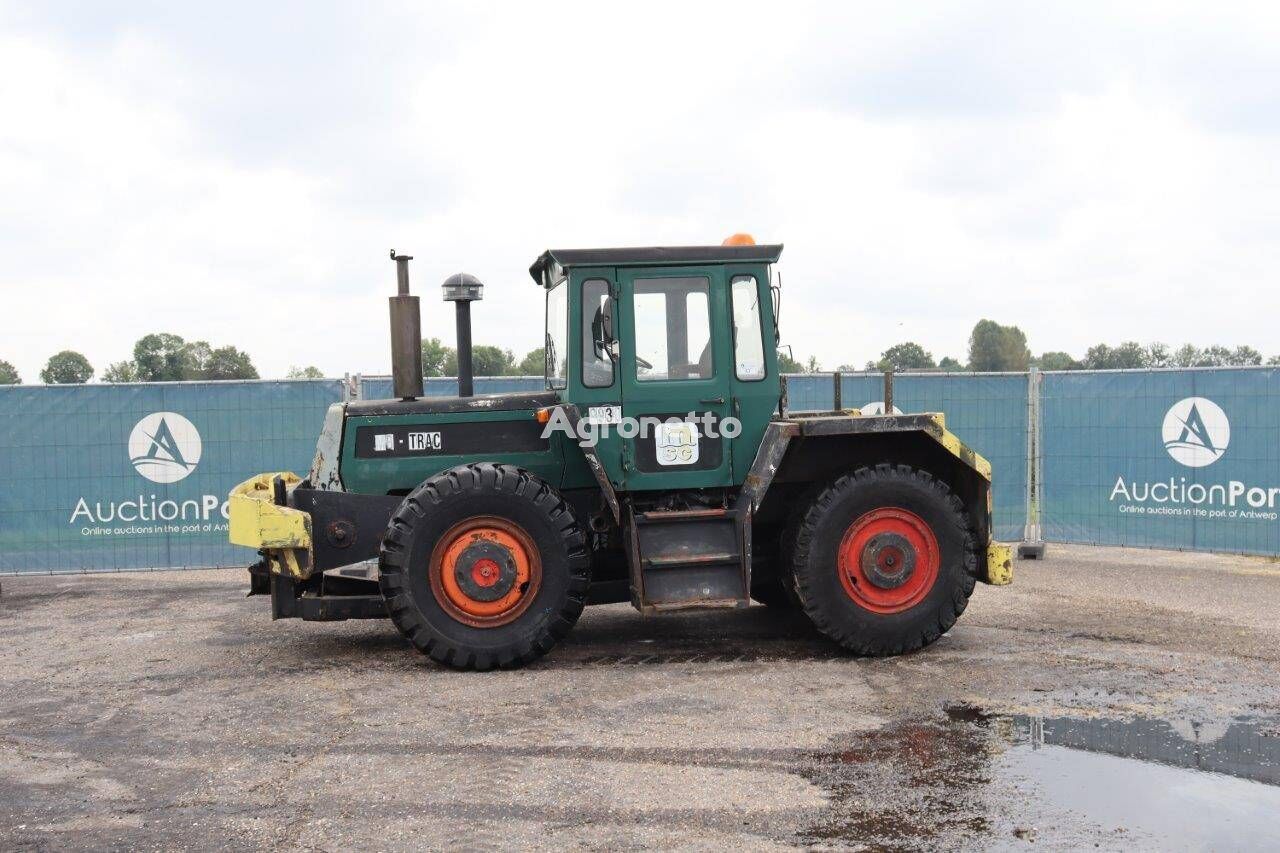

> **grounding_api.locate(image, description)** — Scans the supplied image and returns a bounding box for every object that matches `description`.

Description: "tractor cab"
[528,239,784,493]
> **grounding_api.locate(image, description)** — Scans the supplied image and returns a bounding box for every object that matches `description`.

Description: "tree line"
[782,319,1280,374]
[0,334,261,385]
[3,319,1277,385]
[420,338,544,377]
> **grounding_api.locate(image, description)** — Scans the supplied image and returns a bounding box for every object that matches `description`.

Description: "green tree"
[1230,345,1262,366]
[181,340,213,378]
[40,350,93,384]
[0,359,20,384]
[420,337,454,377]
[777,349,804,373]
[1083,341,1147,370]
[1036,352,1077,371]
[198,346,258,380]
[1199,345,1233,367]
[286,365,325,379]
[133,333,191,381]
[1269,355,1280,366]
[867,341,935,372]
[1173,344,1202,367]
[445,345,516,376]
[804,355,822,373]
[938,356,964,371]
[102,360,138,382]
[967,320,1030,371]
[517,347,545,375]
[1145,342,1171,368]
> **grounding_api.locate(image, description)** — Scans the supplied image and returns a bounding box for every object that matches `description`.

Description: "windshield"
[545,280,568,389]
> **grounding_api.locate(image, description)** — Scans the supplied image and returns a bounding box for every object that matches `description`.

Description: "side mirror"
[591,306,615,361]
[770,283,782,344]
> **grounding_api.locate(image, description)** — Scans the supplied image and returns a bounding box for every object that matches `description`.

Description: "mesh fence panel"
[0,380,344,574]
[780,373,835,411]
[1040,367,1280,555]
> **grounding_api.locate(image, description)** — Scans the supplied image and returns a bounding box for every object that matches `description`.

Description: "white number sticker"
[587,405,622,426]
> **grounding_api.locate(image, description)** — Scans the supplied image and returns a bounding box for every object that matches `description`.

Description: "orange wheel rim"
[428,516,541,628]
[836,508,939,614]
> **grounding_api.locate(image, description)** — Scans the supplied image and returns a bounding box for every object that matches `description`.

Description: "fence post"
[883,368,894,413]
[1019,368,1046,559]
[832,371,842,411]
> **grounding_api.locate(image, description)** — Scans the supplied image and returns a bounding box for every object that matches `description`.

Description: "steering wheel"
[634,355,654,370]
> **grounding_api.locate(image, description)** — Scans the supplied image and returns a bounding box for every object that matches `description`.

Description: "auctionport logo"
[70,410,227,534]
[1109,395,1278,521]
[128,412,202,483]
[1162,397,1229,468]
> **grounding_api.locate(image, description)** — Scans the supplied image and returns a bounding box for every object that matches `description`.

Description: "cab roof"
[529,243,783,286]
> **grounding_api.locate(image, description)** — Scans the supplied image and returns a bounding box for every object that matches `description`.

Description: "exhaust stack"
[389,250,423,401]
[442,272,484,397]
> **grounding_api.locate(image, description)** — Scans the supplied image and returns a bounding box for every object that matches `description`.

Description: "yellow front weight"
[228,472,314,579]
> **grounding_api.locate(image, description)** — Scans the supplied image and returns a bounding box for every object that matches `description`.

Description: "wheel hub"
[837,508,940,614]
[428,516,541,627]
[452,540,518,602]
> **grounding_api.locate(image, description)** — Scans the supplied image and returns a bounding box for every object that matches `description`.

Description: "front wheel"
[379,463,590,670]
[788,464,977,656]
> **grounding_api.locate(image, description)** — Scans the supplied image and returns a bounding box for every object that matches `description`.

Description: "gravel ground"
[2,544,1279,851]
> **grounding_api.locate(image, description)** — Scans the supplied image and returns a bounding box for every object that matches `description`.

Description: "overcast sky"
[3,1,1279,382]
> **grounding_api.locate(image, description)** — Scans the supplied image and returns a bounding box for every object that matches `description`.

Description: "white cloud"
[2,1,1280,382]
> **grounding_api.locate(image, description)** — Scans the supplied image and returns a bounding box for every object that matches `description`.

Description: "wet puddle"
[802,706,1280,850]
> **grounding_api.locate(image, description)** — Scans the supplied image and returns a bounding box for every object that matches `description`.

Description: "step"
[634,508,729,523]
[642,551,739,569]
[628,506,750,612]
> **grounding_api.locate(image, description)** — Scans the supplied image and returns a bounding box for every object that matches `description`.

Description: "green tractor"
[230,238,1012,670]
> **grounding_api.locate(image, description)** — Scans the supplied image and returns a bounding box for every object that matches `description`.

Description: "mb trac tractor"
[230,237,1012,670]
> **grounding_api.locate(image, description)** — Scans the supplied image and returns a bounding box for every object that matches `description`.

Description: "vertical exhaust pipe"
[442,272,484,398]
[389,250,423,401]
[455,299,473,397]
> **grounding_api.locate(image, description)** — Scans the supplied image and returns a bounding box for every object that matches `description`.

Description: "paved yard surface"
[2,544,1279,851]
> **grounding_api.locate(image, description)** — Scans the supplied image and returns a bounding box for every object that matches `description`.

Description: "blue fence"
[3,368,1279,574]
[0,380,345,573]
[1040,368,1280,556]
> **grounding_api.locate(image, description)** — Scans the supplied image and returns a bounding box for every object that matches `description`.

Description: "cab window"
[545,280,568,389]
[730,275,766,381]
[581,279,614,388]
[633,277,712,381]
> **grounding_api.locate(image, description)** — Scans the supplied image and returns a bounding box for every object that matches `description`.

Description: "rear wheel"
[788,464,976,656]
[379,463,590,670]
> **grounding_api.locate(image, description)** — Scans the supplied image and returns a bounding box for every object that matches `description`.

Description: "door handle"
[699,396,725,405]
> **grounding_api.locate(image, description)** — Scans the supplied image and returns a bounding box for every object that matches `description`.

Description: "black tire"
[379,463,590,671]
[788,464,977,656]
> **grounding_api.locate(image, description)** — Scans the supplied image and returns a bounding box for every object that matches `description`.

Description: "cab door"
[618,266,734,491]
